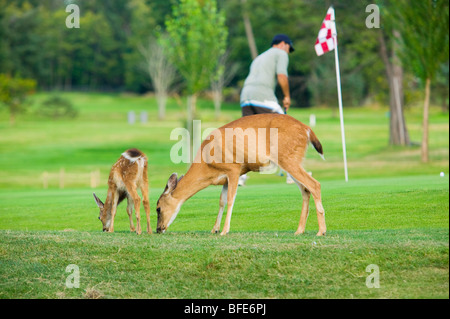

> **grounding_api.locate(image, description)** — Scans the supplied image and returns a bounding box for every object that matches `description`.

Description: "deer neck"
[102,190,116,219]
[171,164,212,203]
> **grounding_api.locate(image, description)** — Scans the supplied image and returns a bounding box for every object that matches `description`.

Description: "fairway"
[0,92,448,299]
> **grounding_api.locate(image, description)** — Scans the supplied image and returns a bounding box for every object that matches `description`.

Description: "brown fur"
[156,114,326,236]
[93,148,151,234]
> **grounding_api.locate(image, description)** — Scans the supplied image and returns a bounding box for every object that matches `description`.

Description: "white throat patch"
[167,201,184,228]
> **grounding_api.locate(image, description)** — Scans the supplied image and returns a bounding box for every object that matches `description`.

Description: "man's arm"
[277,74,291,111]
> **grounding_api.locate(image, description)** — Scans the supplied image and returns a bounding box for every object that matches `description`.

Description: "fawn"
[93,148,151,234]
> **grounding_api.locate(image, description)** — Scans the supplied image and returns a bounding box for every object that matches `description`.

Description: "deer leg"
[126,185,142,235]
[309,182,326,236]
[108,190,119,233]
[283,165,326,236]
[140,167,152,234]
[212,183,228,234]
[294,184,310,235]
[220,174,239,236]
[141,185,152,234]
[126,196,136,232]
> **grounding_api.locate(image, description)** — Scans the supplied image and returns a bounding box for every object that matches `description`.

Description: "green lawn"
[0,92,448,299]
[0,175,447,232]
[0,228,447,299]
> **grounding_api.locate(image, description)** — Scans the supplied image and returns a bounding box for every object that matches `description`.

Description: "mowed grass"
[0,175,448,232]
[0,229,448,299]
[0,92,448,299]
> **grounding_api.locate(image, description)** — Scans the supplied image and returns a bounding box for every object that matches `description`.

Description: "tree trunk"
[390,68,409,145]
[213,90,221,119]
[187,94,198,146]
[421,78,431,163]
[187,95,194,137]
[241,0,258,59]
[379,30,410,146]
[187,94,198,163]
[157,93,167,120]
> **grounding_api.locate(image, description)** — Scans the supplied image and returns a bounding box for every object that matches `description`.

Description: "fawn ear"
[164,173,178,194]
[93,193,104,209]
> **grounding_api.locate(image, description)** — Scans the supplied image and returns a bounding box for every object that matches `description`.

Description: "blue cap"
[271,34,295,52]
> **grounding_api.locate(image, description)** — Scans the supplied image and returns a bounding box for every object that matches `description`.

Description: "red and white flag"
[314,7,336,56]
[314,6,349,181]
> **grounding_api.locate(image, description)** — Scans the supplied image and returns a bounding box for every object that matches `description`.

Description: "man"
[239,34,295,185]
[240,34,294,116]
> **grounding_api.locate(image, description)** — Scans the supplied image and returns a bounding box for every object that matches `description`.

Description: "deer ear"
[164,173,178,194]
[93,193,104,209]
[177,175,184,183]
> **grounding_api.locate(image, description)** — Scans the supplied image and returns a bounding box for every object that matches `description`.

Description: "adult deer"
[156,113,326,236]
[93,148,151,234]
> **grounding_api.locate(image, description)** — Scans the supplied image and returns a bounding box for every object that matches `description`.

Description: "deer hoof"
[316,231,326,236]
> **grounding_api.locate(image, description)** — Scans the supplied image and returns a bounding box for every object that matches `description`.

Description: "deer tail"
[308,128,325,160]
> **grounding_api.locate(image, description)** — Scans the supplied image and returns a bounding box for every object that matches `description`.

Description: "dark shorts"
[241,105,278,117]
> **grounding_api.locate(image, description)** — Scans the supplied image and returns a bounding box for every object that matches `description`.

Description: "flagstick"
[333,35,349,182]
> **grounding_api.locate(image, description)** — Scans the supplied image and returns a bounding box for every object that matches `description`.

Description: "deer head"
[156,173,183,233]
[93,193,111,232]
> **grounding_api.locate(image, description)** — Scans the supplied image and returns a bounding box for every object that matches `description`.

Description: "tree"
[210,50,239,119]
[138,36,178,120]
[378,27,410,146]
[390,0,449,162]
[0,74,36,125]
[124,0,158,93]
[164,0,228,135]
[240,0,258,59]
[0,2,43,81]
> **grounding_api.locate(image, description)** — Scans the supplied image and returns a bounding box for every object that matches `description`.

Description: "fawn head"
[156,173,183,233]
[93,193,111,232]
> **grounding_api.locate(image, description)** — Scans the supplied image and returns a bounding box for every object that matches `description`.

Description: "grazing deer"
[156,113,326,236]
[93,148,151,234]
